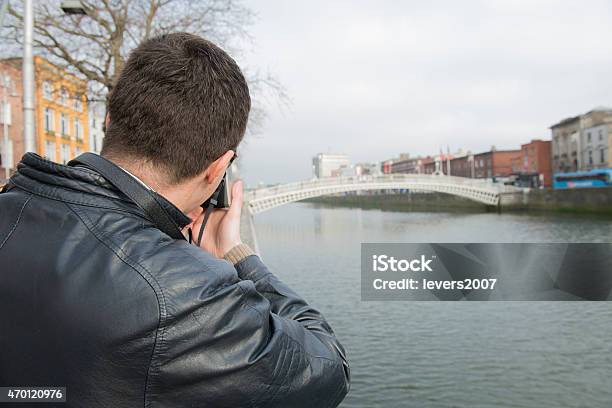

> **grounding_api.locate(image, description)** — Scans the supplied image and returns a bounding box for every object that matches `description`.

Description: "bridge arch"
[245,174,521,215]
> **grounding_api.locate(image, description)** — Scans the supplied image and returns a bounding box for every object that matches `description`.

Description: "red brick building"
[422,154,457,175]
[390,155,431,174]
[449,155,471,177]
[511,139,552,187]
[473,149,521,179]
[0,59,24,178]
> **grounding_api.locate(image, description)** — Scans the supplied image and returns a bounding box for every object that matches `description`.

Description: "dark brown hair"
[102,32,250,183]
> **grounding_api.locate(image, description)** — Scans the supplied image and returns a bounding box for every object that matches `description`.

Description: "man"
[0,33,349,407]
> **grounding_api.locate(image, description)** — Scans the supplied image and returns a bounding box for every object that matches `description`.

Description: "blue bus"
[553,168,612,189]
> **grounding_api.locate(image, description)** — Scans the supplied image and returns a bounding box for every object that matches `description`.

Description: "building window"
[599,130,603,141]
[75,119,82,141]
[587,132,591,143]
[60,144,71,164]
[60,113,68,135]
[600,148,605,164]
[1,102,11,125]
[75,146,83,156]
[44,108,55,132]
[44,141,56,161]
[60,88,69,106]
[74,95,83,112]
[588,150,593,165]
[43,81,53,100]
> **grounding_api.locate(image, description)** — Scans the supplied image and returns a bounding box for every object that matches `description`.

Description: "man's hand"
[186,180,244,258]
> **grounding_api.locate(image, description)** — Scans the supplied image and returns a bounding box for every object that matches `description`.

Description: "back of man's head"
[102,32,251,184]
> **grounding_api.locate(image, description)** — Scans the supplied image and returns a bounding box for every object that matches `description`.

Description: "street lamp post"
[61,1,87,14]
[0,0,9,29]
[15,0,87,160]
[22,0,35,154]
[2,75,10,179]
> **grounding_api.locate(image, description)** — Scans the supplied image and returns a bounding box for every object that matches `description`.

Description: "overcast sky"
[236,0,612,185]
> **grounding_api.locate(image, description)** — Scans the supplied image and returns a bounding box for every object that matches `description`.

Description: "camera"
[202,171,231,209]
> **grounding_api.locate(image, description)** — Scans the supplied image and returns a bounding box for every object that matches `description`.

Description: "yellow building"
[34,56,89,164]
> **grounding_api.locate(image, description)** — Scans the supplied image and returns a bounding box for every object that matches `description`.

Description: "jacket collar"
[10,153,192,230]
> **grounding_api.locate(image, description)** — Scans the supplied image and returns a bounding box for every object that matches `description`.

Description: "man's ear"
[204,150,235,184]
[105,112,110,129]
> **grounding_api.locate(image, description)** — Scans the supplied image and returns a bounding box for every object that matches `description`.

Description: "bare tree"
[2,0,286,132]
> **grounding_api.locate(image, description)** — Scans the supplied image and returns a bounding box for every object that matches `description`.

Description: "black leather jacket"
[0,154,350,407]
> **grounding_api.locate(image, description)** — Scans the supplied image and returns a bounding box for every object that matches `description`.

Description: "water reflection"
[253,203,612,408]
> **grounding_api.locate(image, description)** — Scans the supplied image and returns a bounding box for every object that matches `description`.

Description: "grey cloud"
[237,0,612,185]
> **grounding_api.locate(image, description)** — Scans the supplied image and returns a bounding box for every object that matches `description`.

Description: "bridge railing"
[245,174,520,201]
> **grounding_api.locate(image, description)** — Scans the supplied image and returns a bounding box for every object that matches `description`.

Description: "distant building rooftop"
[586,106,612,114]
[550,115,581,129]
[550,106,612,129]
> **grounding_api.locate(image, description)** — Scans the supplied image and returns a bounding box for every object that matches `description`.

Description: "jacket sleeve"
[153,254,350,408]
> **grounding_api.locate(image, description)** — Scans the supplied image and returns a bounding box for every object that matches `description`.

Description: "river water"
[252,203,612,408]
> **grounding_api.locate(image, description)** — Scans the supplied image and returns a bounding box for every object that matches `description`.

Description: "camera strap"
[68,153,186,241]
[193,188,220,247]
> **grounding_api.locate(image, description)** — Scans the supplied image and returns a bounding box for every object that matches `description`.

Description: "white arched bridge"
[244,174,523,215]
